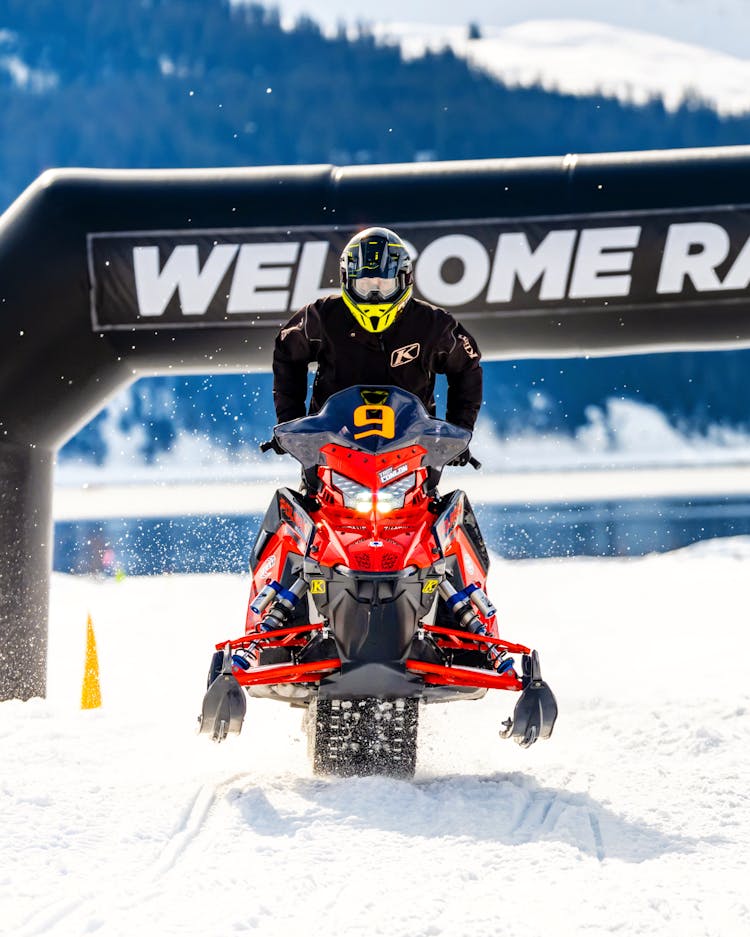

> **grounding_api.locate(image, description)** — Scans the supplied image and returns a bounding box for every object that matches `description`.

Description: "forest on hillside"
[3,0,750,209]
[3,0,750,462]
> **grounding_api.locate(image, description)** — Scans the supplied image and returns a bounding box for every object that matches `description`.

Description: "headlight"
[375,473,416,513]
[332,471,416,514]
[331,472,372,512]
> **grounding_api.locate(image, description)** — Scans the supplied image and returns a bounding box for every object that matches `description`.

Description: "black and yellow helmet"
[340,227,413,333]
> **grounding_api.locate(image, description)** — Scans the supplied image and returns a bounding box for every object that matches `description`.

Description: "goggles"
[351,275,399,299]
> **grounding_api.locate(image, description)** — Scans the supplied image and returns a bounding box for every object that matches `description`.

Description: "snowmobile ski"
[197,643,246,742]
[499,650,558,748]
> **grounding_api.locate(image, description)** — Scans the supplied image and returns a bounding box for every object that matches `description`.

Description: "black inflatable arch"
[4,144,750,699]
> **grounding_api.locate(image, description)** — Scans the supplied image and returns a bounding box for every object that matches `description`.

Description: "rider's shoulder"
[406,297,460,335]
[290,294,341,321]
[308,294,344,316]
[291,294,342,335]
[408,296,455,321]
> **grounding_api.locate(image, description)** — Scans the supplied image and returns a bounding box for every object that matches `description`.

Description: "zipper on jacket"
[378,334,395,381]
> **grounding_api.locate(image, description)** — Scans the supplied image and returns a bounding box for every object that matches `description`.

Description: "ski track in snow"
[2,546,750,936]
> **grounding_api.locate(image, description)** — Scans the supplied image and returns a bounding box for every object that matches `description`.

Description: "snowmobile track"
[310,697,420,778]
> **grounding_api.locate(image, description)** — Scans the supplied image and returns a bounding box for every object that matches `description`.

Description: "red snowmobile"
[198,386,557,777]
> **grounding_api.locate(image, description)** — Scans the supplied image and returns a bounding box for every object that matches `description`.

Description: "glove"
[259,437,285,455]
[447,447,473,467]
[447,449,482,469]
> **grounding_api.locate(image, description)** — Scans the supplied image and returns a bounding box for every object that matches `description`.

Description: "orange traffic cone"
[81,614,102,710]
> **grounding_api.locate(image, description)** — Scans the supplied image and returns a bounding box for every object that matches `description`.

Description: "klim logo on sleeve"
[87,207,750,330]
[459,335,478,360]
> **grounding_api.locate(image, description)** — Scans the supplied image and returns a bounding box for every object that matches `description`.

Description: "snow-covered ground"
[50,464,750,521]
[3,539,749,935]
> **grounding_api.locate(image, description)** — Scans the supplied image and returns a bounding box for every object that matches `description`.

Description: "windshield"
[275,386,471,470]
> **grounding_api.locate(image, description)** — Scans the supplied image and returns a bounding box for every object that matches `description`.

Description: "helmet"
[339,227,413,333]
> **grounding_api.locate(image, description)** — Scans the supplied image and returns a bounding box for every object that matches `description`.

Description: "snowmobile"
[198,385,557,778]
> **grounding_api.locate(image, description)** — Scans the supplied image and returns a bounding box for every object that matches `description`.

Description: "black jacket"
[272,295,483,430]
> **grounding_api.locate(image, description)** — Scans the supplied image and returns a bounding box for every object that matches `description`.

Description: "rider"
[266,227,485,634]
[272,227,483,459]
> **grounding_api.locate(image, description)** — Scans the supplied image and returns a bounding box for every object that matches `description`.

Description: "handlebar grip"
[468,456,482,470]
[259,439,277,453]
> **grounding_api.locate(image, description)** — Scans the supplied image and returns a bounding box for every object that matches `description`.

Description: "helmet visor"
[352,275,399,300]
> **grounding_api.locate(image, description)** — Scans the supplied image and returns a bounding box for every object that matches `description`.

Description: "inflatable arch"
[4,145,750,700]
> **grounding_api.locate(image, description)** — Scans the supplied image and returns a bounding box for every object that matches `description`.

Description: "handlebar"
[262,435,480,469]
[260,438,285,454]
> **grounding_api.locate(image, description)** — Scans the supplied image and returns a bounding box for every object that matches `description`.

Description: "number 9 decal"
[353,404,396,440]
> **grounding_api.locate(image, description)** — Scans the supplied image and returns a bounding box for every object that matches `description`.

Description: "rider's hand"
[260,437,285,455]
[447,448,473,467]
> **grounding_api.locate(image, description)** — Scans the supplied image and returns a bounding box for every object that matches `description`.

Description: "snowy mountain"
[279,0,750,58]
[275,1,750,114]
[376,19,750,116]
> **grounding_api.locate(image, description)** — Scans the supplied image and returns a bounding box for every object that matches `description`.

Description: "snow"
[276,0,750,59]
[3,536,750,935]
[376,19,750,116]
[53,397,750,519]
[271,0,750,114]
[51,464,750,521]
[0,54,58,92]
[472,399,750,473]
[53,395,750,521]
[0,30,58,93]
[56,397,750,491]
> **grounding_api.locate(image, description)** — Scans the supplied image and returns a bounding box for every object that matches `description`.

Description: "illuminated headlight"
[331,471,416,514]
[332,472,373,512]
[376,473,416,513]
